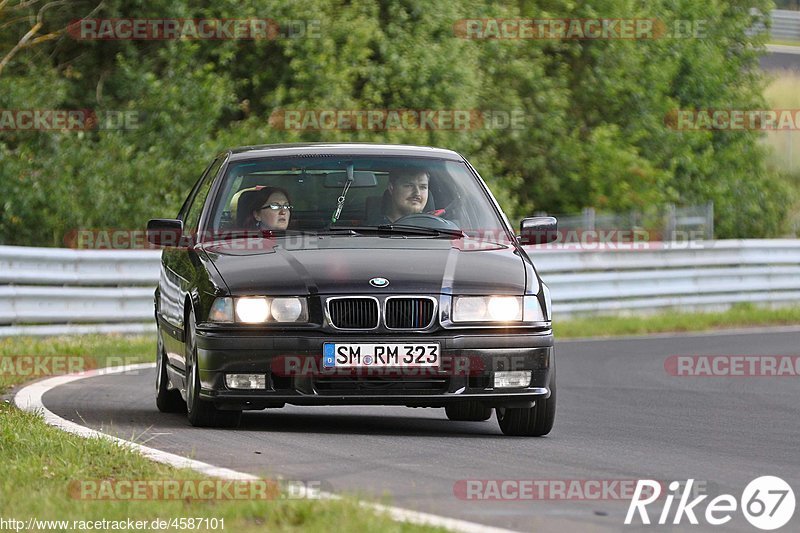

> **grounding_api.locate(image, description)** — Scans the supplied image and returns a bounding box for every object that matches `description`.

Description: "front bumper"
[194,328,554,409]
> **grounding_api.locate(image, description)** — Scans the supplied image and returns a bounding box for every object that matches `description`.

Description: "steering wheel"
[393,213,461,230]
[430,195,463,220]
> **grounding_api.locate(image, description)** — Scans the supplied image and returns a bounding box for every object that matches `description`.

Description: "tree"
[0,0,791,245]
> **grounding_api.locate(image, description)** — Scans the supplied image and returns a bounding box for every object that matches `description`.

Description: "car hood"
[202,236,527,296]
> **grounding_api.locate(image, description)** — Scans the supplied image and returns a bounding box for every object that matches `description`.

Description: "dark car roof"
[225,143,464,162]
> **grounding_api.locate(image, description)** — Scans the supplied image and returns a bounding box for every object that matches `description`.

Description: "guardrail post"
[706,201,714,240]
[664,204,676,241]
[582,207,595,231]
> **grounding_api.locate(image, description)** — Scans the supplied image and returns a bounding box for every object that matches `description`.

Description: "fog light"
[493,371,531,388]
[225,374,267,389]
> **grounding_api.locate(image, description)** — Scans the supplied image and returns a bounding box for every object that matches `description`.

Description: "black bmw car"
[147,143,558,436]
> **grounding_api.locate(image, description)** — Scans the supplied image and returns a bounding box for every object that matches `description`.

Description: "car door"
[159,156,225,370]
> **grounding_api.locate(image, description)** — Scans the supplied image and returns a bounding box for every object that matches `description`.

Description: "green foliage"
[555,304,800,339]
[0,0,789,245]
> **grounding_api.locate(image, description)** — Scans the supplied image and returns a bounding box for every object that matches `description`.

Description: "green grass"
[0,335,443,533]
[768,40,800,47]
[0,403,444,532]
[0,333,154,393]
[554,303,800,339]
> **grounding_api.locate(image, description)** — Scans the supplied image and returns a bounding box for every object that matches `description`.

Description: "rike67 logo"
[626,477,795,530]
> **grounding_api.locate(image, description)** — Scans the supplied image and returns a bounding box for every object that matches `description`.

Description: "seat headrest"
[230,186,265,222]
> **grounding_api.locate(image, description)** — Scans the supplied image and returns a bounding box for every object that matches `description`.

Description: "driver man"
[382,168,429,223]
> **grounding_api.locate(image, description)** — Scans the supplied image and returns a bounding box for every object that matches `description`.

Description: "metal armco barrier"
[751,10,800,41]
[771,9,800,41]
[1,240,799,336]
[527,240,800,315]
[0,246,160,337]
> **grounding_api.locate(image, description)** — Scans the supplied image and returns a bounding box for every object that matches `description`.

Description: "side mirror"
[519,216,558,245]
[146,219,184,248]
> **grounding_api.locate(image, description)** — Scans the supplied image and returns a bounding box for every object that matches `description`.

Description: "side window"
[183,157,224,231]
[178,161,213,220]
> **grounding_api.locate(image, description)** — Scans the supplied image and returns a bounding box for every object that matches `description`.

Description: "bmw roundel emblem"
[369,277,389,288]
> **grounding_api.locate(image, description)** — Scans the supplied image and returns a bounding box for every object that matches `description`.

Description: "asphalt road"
[762,44,800,70]
[42,329,800,532]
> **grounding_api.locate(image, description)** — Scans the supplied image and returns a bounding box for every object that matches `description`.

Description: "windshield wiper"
[205,229,311,241]
[331,225,465,238]
[211,226,465,240]
[314,228,359,236]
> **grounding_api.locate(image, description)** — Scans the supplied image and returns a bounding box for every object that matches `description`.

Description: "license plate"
[323,343,440,368]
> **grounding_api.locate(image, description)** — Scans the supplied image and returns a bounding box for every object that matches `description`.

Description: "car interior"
[215,169,456,232]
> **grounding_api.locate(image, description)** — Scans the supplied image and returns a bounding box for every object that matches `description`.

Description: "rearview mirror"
[323,171,378,188]
[519,216,558,245]
[146,218,184,248]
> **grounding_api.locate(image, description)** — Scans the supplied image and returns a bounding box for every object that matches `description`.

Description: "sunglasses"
[259,203,293,211]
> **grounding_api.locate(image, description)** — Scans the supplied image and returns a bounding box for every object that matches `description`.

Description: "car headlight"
[209,297,308,324]
[450,294,550,324]
[235,297,271,323]
[209,297,234,323]
[270,297,307,322]
[541,282,552,321]
[453,296,522,322]
[523,295,546,322]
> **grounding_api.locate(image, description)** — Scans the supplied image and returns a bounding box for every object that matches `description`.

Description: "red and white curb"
[14,362,516,533]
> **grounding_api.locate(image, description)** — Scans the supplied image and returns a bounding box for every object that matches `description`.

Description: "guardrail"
[527,240,800,315]
[771,9,800,41]
[0,246,160,337]
[1,240,799,336]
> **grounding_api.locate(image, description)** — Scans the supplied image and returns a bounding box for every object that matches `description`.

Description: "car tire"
[185,308,242,428]
[445,401,492,421]
[496,368,556,436]
[156,327,186,413]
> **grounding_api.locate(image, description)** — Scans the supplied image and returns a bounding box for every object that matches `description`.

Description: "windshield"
[206,156,509,239]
